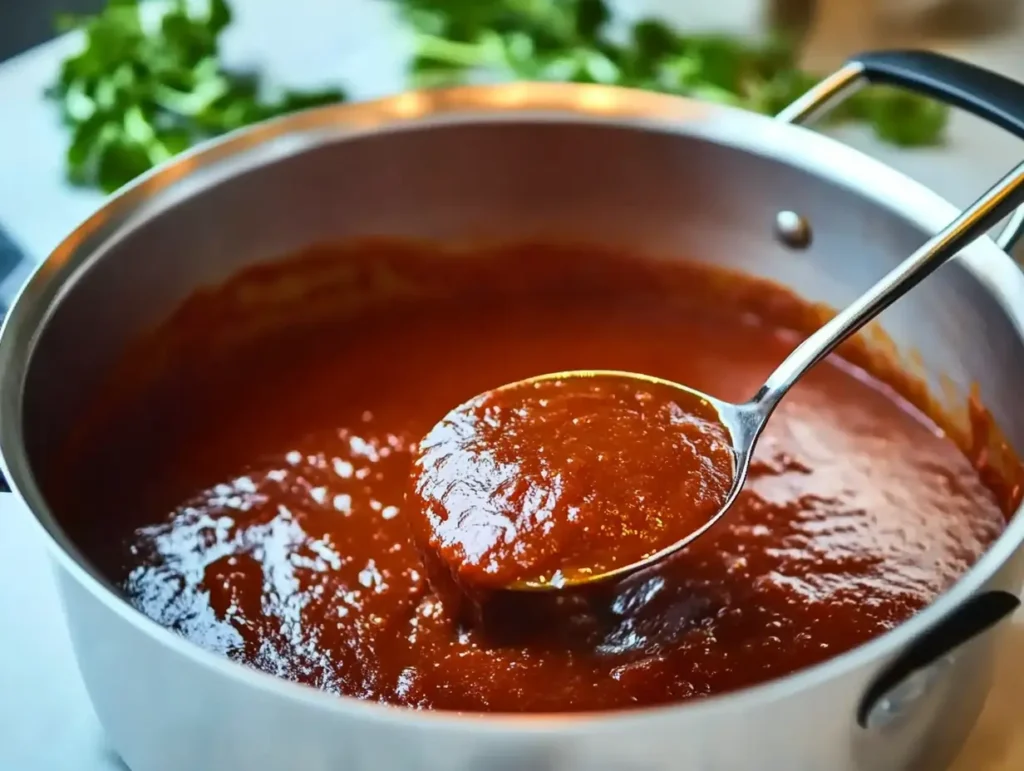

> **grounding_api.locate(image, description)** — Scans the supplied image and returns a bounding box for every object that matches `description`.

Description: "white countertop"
[0,2,1023,769]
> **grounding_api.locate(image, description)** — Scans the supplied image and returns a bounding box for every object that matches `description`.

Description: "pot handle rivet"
[774,210,813,250]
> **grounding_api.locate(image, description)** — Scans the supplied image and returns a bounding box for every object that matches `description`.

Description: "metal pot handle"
[857,590,1020,730]
[776,49,1024,253]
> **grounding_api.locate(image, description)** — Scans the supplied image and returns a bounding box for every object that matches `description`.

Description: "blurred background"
[1,0,101,61]
[3,0,1022,63]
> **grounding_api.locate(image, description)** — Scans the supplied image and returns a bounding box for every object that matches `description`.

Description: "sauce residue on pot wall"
[51,241,1021,713]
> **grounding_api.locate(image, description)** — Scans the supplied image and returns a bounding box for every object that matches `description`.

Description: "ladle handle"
[751,157,1024,415]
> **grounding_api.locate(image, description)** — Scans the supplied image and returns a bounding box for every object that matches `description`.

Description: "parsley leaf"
[399,0,948,146]
[51,0,947,192]
[50,0,344,192]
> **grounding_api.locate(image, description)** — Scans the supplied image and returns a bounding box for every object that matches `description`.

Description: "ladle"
[412,158,1024,594]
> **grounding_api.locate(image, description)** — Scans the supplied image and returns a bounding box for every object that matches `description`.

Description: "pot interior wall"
[19,118,1024,523]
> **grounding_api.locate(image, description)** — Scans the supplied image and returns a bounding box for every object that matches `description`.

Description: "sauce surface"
[56,243,1013,713]
[411,373,734,590]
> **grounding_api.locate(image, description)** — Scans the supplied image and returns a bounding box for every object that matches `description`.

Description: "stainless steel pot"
[3,50,1024,771]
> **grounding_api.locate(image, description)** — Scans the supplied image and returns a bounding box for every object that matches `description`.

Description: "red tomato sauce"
[53,241,1016,713]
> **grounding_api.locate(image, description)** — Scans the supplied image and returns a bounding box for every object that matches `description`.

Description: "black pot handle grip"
[779,49,1024,252]
[858,589,1020,729]
[852,50,1024,139]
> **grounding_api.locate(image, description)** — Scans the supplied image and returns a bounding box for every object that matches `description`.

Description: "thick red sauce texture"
[410,374,734,591]
[57,242,1014,713]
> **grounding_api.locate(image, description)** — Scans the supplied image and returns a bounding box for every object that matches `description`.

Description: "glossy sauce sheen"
[411,375,734,589]
[58,243,1013,713]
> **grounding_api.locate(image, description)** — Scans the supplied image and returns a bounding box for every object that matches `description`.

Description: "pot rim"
[3,81,1024,733]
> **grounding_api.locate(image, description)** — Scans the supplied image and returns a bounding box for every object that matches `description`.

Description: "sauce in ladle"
[410,372,734,591]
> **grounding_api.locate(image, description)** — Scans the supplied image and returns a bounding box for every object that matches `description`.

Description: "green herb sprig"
[50,0,345,192]
[401,0,948,146]
[50,0,948,193]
